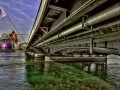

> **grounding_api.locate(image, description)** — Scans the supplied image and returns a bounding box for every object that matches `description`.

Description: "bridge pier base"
[90,63,96,72]
[45,56,53,62]
[35,53,44,57]
[44,56,54,73]
[25,52,35,57]
[26,52,45,58]
[83,62,106,75]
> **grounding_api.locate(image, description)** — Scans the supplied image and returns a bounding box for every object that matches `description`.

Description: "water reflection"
[0,52,29,90]
[107,54,120,90]
[26,57,44,74]
[26,57,54,74]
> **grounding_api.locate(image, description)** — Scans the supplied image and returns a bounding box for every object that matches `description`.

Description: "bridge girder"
[27,0,120,56]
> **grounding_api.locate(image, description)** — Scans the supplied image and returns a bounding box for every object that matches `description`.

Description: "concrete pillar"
[105,41,107,48]
[44,56,54,73]
[83,65,89,72]
[82,16,85,29]
[90,63,96,72]
[90,38,93,54]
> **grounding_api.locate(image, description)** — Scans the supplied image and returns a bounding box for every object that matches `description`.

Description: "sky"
[0,0,41,43]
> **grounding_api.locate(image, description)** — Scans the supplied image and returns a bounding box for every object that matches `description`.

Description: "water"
[0,52,30,90]
[0,52,52,90]
[107,54,120,90]
[0,52,119,90]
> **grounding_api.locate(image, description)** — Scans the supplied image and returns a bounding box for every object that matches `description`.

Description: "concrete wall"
[95,40,120,50]
[70,0,89,14]
[107,40,120,50]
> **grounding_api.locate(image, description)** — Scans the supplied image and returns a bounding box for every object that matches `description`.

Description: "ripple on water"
[0,52,30,90]
[107,55,120,90]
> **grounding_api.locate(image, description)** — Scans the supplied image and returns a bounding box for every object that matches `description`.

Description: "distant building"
[0,33,13,51]
[1,33,10,40]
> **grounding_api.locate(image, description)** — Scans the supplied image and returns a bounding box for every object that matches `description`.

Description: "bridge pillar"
[90,63,96,72]
[90,38,93,54]
[44,56,54,73]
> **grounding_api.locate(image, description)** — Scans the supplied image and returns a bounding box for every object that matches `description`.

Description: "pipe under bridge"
[26,0,120,60]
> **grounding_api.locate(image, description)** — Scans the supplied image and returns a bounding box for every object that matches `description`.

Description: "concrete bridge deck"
[26,0,120,58]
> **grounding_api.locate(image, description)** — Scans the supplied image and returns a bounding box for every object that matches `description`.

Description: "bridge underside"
[26,0,120,58]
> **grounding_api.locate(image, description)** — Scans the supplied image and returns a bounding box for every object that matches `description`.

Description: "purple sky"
[0,0,40,43]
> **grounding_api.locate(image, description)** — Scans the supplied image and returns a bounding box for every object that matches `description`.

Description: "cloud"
[12,8,32,20]
[0,1,10,8]
[11,0,37,9]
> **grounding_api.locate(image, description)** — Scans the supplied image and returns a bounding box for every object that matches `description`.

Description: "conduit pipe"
[35,3,120,47]
[33,0,108,46]
[49,19,120,44]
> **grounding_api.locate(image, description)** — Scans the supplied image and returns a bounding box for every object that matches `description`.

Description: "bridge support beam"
[26,51,45,58]
[51,56,106,62]
[50,56,107,74]
[28,47,45,57]
[90,38,93,54]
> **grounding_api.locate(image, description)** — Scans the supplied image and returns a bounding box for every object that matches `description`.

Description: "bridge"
[26,0,120,62]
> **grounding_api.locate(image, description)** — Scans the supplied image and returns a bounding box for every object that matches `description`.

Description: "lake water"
[0,52,119,90]
[0,52,30,90]
[107,55,120,90]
